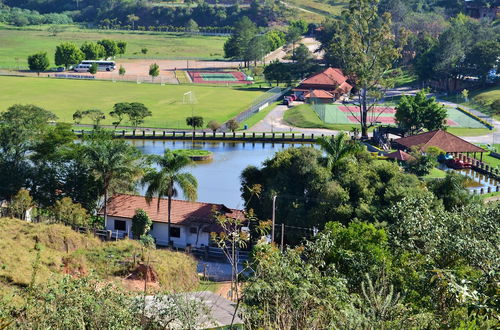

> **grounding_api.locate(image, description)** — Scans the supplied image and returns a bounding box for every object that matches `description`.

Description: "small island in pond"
[173,149,213,161]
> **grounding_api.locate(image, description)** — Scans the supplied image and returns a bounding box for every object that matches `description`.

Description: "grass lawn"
[423,167,448,179]
[289,0,344,18]
[482,153,500,169]
[442,85,500,121]
[0,76,263,129]
[447,127,495,137]
[0,25,227,69]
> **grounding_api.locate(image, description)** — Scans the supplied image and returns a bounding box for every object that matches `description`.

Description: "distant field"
[442,85,500,121]
[0,76,263,129]
[0,25,227,69]
[286,0,345,21]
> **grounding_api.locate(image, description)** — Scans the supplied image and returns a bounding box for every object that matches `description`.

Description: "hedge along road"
[0,76,264,129]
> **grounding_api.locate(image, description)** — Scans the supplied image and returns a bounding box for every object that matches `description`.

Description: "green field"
[0,76,263,129]
[0,25,227,69]
[287,0,345,21]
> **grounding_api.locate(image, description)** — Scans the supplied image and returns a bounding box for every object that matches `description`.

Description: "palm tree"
[84,131,144,224]
[142,150,198,245]
[317,132,364,170]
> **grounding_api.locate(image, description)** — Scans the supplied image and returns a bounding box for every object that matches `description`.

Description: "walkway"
[249,104,337,135]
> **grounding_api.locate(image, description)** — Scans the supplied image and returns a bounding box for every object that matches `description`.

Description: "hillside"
[0,217,199,293]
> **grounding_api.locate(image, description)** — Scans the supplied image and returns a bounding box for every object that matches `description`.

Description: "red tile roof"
[386,150,414,161]
[394,130,486,153]
[300,67,349,87]
[304,89,334,99]
[100,194,245,231]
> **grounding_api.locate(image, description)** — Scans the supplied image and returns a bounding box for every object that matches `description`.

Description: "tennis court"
[312,103,488,128]
[188,71,251,84]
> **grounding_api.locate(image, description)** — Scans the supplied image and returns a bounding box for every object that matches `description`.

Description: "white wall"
[105,216,211,248]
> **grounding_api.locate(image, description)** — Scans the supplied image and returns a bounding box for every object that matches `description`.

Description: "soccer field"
[0,76,264,129]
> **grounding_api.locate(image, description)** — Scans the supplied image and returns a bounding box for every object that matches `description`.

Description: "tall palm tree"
[318,132,363,170]
[84,131,144,224]
[142,150,198,245]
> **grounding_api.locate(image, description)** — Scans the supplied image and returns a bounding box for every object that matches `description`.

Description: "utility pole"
[280,223,284,252]
[271,195,277,243]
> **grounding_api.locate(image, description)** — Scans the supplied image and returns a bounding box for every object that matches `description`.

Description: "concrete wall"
[105,216,211,248]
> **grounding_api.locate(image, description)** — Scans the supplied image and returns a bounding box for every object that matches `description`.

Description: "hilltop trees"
[55,42,84,69]
[321,0,405,138]
[223,16,258,67]
[27,52,50,76]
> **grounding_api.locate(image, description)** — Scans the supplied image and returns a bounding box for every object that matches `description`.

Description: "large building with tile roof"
[100,194,245,247]
[293,67,352,102]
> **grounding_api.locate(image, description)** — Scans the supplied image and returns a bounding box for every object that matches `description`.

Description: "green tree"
[77,109,105,129]
[8,189,33,220]
[88,62,98,75]
[395,90,447,135]
[127,102,152,128]
[51,197,88,226]
[263,60,292,85]
[142,150,197,244]
[27,52,50,76]
[223,16,258,67]
[226,119,240,133]
[465,40,500,84]
[207,120,221,133]
[97,39,118,58]
[285,26,302,61]
[184,19,199,33]
[185,116,204,132]
[322,0,405,138]
[118,65,126,77]
[80,41,105,60]
[317,133,364,171]
[109,102,130,129]
[141,48,148,55]
[0,104,56,199]
[84,131,143,222]
[55,42,84,69]
[116,41,127,56]
[131,208,152,239]
[427,172,473,211]
[403,147,437,176]
[149,63,160,82]
[127,14,139,30]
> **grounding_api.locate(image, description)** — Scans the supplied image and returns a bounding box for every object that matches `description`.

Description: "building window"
[170,227,181,238]
[114,220,126,231]
[189,227,197,234]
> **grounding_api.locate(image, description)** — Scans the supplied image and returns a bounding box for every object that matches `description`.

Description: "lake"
[130,139,313,209]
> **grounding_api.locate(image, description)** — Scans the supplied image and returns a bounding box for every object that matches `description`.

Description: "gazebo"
[393,130,486,161]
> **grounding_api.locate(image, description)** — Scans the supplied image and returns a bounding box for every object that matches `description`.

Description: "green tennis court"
[200,73,238,81]
[311,103,489,128]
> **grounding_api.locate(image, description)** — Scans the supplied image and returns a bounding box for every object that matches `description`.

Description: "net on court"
[311,102,489,128]
[188,70,251,84]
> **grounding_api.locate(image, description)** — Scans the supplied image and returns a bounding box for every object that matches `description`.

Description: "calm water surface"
[129,140,313,208]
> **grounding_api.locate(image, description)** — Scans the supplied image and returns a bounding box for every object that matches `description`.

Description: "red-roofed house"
[293,67,352,102]
[303,89,334,103]
[100,194,245,248]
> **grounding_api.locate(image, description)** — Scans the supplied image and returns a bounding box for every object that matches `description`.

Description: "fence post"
[152,131,155,137]
[233,132,236,138]
[223,132,226,138]
[183,131,186,138]
[292,133,295,140]
[173,131,176,138]
[122,130,125,136]
[203,132,206,138]
[487,186,491,193]
[163,131,166,137]
[480,188,484,194]
[142,130,145,137]
[282,133,285,139]
[243,132,246,138]
[311,133,314,140]
[252,132,255,139]
[262,132,266,139]
[133,130,136,136]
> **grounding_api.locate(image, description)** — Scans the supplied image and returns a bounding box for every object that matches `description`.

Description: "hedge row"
[455,106,494,130]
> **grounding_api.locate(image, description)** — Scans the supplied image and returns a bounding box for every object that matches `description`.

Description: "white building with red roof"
[293,67,352,102]
[100,194,245,248]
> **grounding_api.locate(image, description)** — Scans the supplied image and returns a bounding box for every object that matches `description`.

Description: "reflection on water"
[129,140,314,208]
[456,168,499,190]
